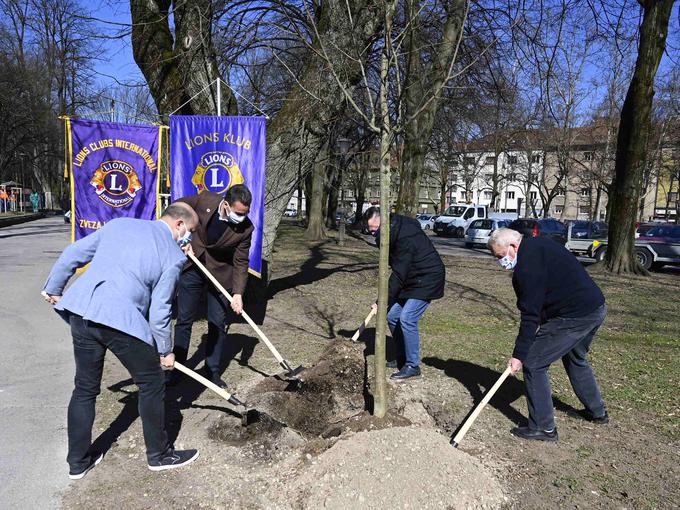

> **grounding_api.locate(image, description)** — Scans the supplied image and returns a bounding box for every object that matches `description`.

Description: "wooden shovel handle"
[452,366,512,447]
[173,361,236,403]
[351,307,377,342]
[187,253,285,365]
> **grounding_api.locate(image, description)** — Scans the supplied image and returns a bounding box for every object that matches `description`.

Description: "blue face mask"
[177,226,192,248]
[498,251,517,270]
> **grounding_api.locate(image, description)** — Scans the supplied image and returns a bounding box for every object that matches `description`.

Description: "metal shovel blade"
[278,360,306,379]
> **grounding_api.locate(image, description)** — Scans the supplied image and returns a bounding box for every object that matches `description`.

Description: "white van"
[433,204,488,237]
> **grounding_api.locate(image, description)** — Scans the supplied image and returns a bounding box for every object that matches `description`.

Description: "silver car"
[465,219,508,248]
[417,214,436,230]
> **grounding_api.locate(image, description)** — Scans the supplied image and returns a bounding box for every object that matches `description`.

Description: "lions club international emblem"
[191,151,244,194]
[89,160,142,208]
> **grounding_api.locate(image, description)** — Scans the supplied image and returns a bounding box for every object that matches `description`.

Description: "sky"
[82,0,678,123]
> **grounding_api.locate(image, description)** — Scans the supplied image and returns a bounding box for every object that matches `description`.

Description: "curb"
[0,213,46,229]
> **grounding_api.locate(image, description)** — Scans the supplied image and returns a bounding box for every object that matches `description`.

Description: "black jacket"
[379,214,445,304]
[512,236,605,361]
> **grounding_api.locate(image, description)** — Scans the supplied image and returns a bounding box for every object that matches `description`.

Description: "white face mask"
[228,211,246,224]
[498,247,517,270]
[177,223,192,247]
[220,202,247,224]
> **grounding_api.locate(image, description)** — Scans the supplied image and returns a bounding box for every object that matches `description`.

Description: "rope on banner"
[167,78,270,119]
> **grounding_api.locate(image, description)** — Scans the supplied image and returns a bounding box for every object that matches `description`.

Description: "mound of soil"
[276,426,506,509]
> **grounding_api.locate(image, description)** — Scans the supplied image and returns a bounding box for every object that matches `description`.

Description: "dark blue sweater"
[511,237,605,361]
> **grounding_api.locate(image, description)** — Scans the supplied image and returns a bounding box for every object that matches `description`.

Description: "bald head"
[161,201,198,240]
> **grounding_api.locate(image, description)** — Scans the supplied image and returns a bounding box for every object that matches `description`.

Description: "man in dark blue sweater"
[488,228,608,442]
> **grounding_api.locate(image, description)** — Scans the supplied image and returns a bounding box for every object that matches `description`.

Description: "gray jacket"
[43,218,186,355]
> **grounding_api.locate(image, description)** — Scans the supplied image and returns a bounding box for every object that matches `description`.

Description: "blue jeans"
[522,304,607,431]
[387,299,430,367]
[67,315,169,470]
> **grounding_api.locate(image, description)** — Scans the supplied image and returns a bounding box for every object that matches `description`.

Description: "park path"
[0,216,73,509]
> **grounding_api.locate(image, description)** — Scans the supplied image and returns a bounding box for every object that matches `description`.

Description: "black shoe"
[567,409,609,424]
[69,453,103,480]
[386,360,398,369]
[511,426,558,442]
[148,449,199,471]
[211,376,227,389]
[390,364,421,381]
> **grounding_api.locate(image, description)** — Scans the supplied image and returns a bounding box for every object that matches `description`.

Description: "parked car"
[567,220,608,239]
[508,218,568,245]
[64,210,71,224]
[590,225,680,270]
[464,219,508,248]
[283,208,297,217]
[433,204,509,237]
[416,214,436,230]
[635,221,668,238]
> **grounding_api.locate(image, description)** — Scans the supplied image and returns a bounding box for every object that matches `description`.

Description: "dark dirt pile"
[246,340,369,437]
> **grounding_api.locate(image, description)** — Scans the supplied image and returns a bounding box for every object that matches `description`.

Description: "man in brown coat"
[172,184,254,387]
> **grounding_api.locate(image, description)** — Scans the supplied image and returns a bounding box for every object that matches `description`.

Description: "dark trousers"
[67,315,168,471]
[173,267,235,376]
[522,304,607,431]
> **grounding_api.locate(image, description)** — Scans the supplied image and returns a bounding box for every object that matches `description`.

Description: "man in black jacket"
[364,207,445,381]
[488,228,608,442]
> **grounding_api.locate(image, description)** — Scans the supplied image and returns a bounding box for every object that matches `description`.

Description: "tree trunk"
[305,146,328,240]
[606,0,673,274]
[373,2,395,418]
[394,0,466,216]
[326,166,341,228]
[131,0,238,117]
[354,166,368,223]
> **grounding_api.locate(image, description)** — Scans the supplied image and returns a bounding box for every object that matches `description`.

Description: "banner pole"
[216,78,221,116]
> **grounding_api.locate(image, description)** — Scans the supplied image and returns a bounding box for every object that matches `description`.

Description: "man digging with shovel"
[42,203,201,478]
[363,207,445,381]
[488,228,609,442]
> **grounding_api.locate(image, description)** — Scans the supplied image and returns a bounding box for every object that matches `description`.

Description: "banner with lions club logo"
[65,118,162,241]
[170,115,266,277]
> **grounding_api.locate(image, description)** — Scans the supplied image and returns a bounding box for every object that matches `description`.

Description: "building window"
[451,173,458,183]
[460,191,467,200]
[484,173,494,181]
[507,173,517,181]
[554,206,564,214]
[463,156,475,166]
[530,191,537,200]
[508,155,518,165]
[580,188,591,197]
[485,156,496,165]
[579,206,590,215]
[484,191,492,199]
[555,187,565,196]
[668,192,678,202]
[506,191,515,199]
[531,154,541,164]
[584,152,594,161]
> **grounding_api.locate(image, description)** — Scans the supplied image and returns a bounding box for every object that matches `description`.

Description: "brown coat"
[177,192,253,295]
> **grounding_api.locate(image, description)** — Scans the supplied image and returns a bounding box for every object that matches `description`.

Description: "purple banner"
[170,115,266,276]
[67,118,162,241]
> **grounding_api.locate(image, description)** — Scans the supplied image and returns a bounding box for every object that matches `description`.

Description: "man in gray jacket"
[42,203,200,479]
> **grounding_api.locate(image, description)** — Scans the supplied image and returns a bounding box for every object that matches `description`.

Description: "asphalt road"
[0,216,73,509]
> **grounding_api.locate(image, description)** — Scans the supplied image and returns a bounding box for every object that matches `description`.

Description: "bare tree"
[606,0,675,274]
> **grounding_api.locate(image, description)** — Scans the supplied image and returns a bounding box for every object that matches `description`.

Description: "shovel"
[351,307,377,342]
[187,253,305,379]
[173,361,263,426]
[451,366,512,448]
